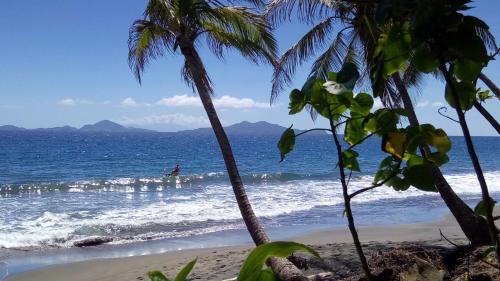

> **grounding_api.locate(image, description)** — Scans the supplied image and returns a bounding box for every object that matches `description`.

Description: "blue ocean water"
[0,131,498,252]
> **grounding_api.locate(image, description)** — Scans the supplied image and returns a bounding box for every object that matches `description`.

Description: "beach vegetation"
[278,62,453,279]
[266,0,495,246]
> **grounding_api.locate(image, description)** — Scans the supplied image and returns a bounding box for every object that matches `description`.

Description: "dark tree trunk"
[392,73,491,245]
[440,65,500,266]
[473,101,500,134]
[479,73,500,99]
[179,42,308,281]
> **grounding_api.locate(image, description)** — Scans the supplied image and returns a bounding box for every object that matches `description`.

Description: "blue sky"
[0,0,499,135]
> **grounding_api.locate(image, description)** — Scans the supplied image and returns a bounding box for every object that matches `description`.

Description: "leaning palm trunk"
[179,42,308,281]
[479,73,500,98]
[476,73,500,134]
[392,73,491,245]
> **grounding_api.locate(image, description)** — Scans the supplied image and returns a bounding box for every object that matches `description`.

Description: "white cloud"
[57,98,93,106]
[120,114,209,127]
[156,95,201,107]
[432,101,445,107]
[416,100,430,107]
[120,97,139,107]
[155,94,269,109]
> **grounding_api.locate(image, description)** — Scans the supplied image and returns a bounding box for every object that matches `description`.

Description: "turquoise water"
[0,132,498,250]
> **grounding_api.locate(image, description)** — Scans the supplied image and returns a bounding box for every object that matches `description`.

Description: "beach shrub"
[369,0,500,267]
[277,62,452,280]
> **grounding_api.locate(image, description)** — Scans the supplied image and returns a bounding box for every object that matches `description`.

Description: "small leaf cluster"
[371,0,493,110]
[148,258,197,281]
[278,63,453,193]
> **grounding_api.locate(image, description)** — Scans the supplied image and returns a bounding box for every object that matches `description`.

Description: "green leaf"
[173,258,197,281]
[351,93,374,114]
[289,89,306,115]
[403,160,436,192]
[374,156,399,183]
[258,268,278,281]
[381,132,407,159]
[336,62,360,90]
[474,197,496,217]
[237,241,320,281]
[386,176,410,191]
[427,152,449,166]
[344,117,367,145]
[477,89,492,101]
[378,22,411,77]
[413,46,438,73]
[342,150,360,172]
[453,58,482,82]
[278,126,296,162]
[445,80,476,110]
[148,271,170,281]
[424,128,452,155]
[372,109,400,135]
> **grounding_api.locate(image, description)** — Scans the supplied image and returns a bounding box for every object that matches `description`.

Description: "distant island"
[0,120,318,135]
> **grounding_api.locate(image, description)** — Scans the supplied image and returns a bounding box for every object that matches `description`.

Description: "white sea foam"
[0,171,499,249]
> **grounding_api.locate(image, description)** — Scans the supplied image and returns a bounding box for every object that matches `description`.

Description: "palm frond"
[128,19,175,83]
[202,6,277,64]
[266,0,352,25]
[271,16,336,102]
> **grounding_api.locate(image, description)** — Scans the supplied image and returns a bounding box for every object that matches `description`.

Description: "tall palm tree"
[266,0,492,245]
[128,0,307,279]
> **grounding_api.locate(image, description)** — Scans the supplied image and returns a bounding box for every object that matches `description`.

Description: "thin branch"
[439,229,460,247]
[346,133,375,151]
[295,128,332,137]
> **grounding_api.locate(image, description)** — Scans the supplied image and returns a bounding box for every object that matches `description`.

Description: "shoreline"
[7,212,469,281]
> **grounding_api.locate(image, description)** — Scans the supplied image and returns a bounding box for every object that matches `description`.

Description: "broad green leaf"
[386,176,410,191]
[278,126,295,162]
[453,58,482,82]
[413,46,438,73]
[371,109,399,135]
[403,162,436,192]
[237,241,320,281]
[336,62,360,90]
[374,156,399,183]
[344,117,366,145]
[351,93,374,114]
[381,132,407,159]
[427,152,449,166]
[445,80,475,110]
[173,258,197,281]
[258,268,278,281]
[379,22,411,77]
[342,150,360,172]
[289,89,305,115]
[424,128,451,155]
[474,197,496,217]
[148,271,170,281]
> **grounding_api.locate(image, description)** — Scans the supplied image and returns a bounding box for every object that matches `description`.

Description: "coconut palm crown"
[129,0,277,91]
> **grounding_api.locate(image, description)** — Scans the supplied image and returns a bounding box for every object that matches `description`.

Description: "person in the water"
[168,164,180,177]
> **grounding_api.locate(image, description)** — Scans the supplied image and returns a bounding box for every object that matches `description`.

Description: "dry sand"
[7,213,473,281]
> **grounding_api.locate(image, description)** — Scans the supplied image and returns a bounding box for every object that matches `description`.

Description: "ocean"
[0,131,498,275]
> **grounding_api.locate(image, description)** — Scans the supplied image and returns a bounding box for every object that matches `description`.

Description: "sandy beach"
[8,212,472,281]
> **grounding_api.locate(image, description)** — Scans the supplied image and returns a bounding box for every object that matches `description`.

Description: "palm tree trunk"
[479,73,500,99]
[440,65,500,265]
[392,73,491,245]
[179,42,308,281]
[473,101,500,134]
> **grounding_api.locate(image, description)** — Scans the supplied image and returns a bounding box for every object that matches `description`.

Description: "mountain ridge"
[0,120,319,135]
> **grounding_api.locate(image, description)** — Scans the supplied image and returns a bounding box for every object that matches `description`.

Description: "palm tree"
[266,0,492,245]
[128,0,307,279]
